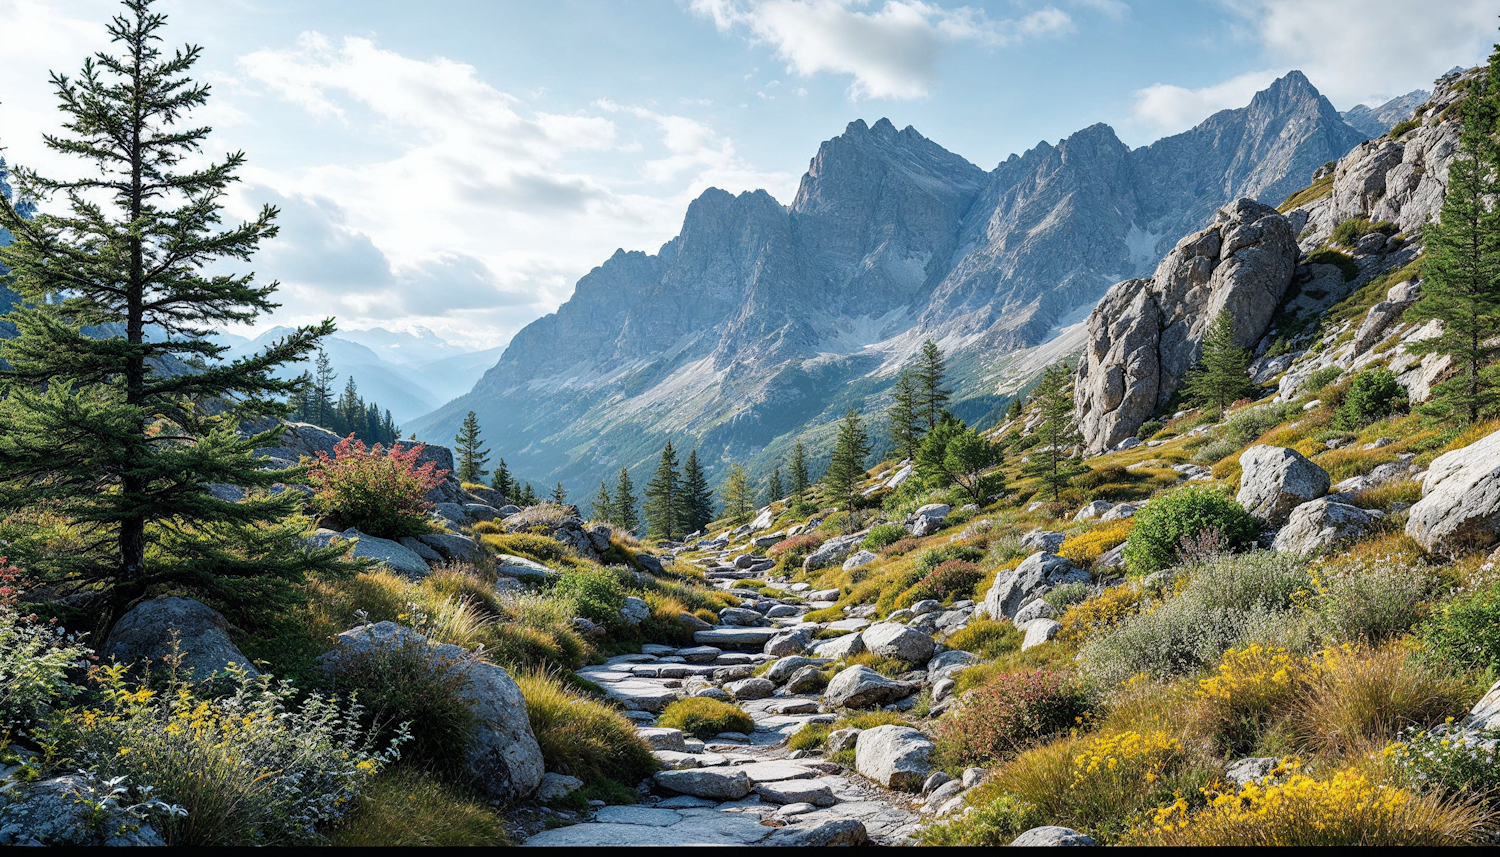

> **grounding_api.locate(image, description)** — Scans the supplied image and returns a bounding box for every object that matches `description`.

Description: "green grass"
[656,697,755,739]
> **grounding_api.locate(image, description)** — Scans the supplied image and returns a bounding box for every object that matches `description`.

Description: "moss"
[1278,173,1335,212]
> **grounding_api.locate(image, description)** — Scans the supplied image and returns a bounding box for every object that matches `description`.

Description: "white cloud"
[1127,69,1279,138]
[691,0,1074,100]
[1072,0,1128,21]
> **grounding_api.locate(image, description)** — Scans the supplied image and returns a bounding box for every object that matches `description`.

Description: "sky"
[1,0,1496,351]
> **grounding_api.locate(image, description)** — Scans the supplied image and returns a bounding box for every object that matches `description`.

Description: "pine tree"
[766,468,784,506]
[790,440,811,513]
[1408,65,1500,424]
[591,480,615,524]
[551,482,568,504]
[0,0,340,612]
[1024,363,1084,501]
[490,457,512,499]
[520,483,538,506]
[336,376,360,435]
[887,370,923,461]
[1006,398,1023,421]
[720,464,754,525]
[453,410,489,484]
[824,410,871,513]
[916,339,952,430]
[614,467,639,534]
[312,349,336,427]
[681,448,714,534]
[643,441,682,540]
[1185,310,1256,420]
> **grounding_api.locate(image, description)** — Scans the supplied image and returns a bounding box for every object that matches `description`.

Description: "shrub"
[915,792,1042,845]
[1312,556,1434,643]
[1059,520,1133,567]
[478,533,572,565]
[767,533,826,567]
[946,618,1022,658]
[1193,644,1313,755]
[880,537,920,556]
[1132,766,1486,846]
[307,436,446,539]
[553,567,626,626]
[1292,645,1469,754]
[1386,728,1500,809]
[656,698,754,739]
[332,770,511,846]
[45,664,396,845]
[862,524,907,551]
[1123,486,1257,575]
[1136,420,1165,440]
[1306,248,1359,281]
[1331,217,1397,248]
[1302,366,1343,395]
[1420,581,1500,673]
[934,670,1090,766]
[896,560,984,608]
[1390,118,1421,137]
[0,560,87,733]
[915,544,986,575]
[515,671,658,789]
[1043,581,1089,610]
[1333,368,1405,430]
[1056,584,1144,645]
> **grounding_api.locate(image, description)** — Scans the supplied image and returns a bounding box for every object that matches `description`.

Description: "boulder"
[842,550,878,571]
[536,772,585,803]
[1465,678,1500,731]
[827,727,861,753]
[754,780,837,807]
[719,606,767,627]
[724,677,775,701]
[824,665,914,708]
[927,649,978,682]
[1236,445,1330,526]
[1020,619,1062,651]
[637,727,688,751]
[854,725,933,791]
[678,613,714,632]
[0,775,166,846]
[1407,427,1500,555]
[764,627,813,657]
[1100,502,1138,522]
[399,536,444,562]
[495,553,555,580]
[803,534,864,571]
[785,666,827,694]
[678,645,721,664]
[1011,826,1097,847]
[981,553,1089,620]
[763,819,869,847]
[1073,501,1113,522]
[653,768,752,801]
[1075,199,1297,452]
[811,632,865,660]
[1013,598,1056,626]
[1020,530,1066,553]
[762,655,825,684]
[619,596,651,625]
[1225,757,1279,786]
[887,465,914,489]
[693,627,780,649]
[418,532,478,561]
[103,596,259,681]
[348,530,432,577]
[749,507,776,531]
[1271,498,1383,555]
[320,621,543,800]
[860,622,936,664]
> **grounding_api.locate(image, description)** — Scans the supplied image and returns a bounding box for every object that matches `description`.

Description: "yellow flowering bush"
[1132,765,1487,845]
[41,662,402,845]
[1059,519,1133,568]
[1057,730,1194,841]
[1194,644,1317,755]
[1056,584,1143,645]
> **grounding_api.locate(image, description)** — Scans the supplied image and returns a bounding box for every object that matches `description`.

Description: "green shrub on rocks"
[1333,368,1405,430]
[656,698,754,739]
[553,567,627,627]
[1420,580,1500,673]
[947,618,1022,658]
[862,523,908,551]
[1123,486,1258,575]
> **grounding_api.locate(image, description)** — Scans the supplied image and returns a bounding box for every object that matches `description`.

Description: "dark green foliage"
[1331,217,1398,248]
[720,464,753,525]
[0,0,346,612]
[915,415,1004,504]
[1184,310,1256,420]
[550,482,567,504]
[680,449,714,535]
[489,458,512,499]
[1023,363,1084,501]
[554,567,626,626]
[1123,485,1258,575]
[1006,398,1023,421]
[1306,248,1360,281]
[613,468,639,534]
[789,441,811,514]
[824,409,872,512]
[453,411,489,484]
[916,339,952,431]
[1333,368,1405,429]
[1303,366,1344,394]
[518,483,538,506]
[887,370,923,461]
[862,523,907,551]
[643,441,682,539]
[764,467,784,507]
[1389,118,1421,138]
[292,352,401,446]
[591,481,614,523]
[1420,581,1500,673]
[1136,420,1165,440]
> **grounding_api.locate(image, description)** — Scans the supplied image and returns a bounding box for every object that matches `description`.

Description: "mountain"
[407,72,1372,494]
[1341,90,1430,137]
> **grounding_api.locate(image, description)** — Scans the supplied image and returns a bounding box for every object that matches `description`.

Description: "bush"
[1420,581,1500,673]
[1333,368,1405,430]
[656,698,754,739]
[880,537,920,556]
[896,560,984,609]
[1293,644,1469,754]
[478,533,573,566]
[1193,644,1312,755]
[1136,419,1166,440]
[553,567,626,626]
[0,561,87,733]
[515,671,658,790]
[934,670,1090,766]
[915,544,986,575]
[1302,366,1343,395]
[946,618,1022,658]
[332,770,511,846]
[1059,520,1133,568]
[1306,248,1359,281]
[862,524,907,551]
[44,664,396,845]
[1386,728,1500,809]
[1312,556,1434,643]
[916,792,1042,845]
[1056,584,1144,645]
[1331,217,1397,248]
[307,436,446,539]
[1042,581,1089,610]
[1123,486,1258,575]
[767,533,826,567]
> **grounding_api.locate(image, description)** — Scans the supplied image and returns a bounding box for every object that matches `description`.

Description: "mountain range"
[407,72,1421,496]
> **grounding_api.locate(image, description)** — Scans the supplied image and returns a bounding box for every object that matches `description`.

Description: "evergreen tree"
[591,480,614,524]
[1006,398,1023,421]
[1408,65,1500,424]
[916,339,952,430]
[336,376,360,435]
[643,441,682,540]
[0,0,340,612]
[614,467,639,534]
[941,424,1005,505]
[915,415,966,488]
[1024,364,1084,501]
[765,468,784,506]
[1184,310,1256,420]
[453,410,489,484]
[551,482,568,504]
[789,440,811,513]
[824,409,871,513]
[720,464,754,525]
[887,370,923,461]
[681,448,714,534]
[312,349,336,427]
[518,482,537,505]
[490,457,512,499]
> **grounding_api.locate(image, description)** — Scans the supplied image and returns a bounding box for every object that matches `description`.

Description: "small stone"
[921,771,953,795]
[1011,826,1096,846]
[637,727,688,752]
[724,677,775,701]
[827,727,861,753]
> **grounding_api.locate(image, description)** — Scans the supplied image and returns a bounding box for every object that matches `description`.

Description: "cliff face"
[409,73,1382,491]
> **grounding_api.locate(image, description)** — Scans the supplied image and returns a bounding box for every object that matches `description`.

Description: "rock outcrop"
[1406,427,1500,555]
[1236,445,1331,527]
[1272,498,1383,555]
[1075,199,1298,452]
[980,552,1089,620]
[103,596,259,681]
[853,725,933,792]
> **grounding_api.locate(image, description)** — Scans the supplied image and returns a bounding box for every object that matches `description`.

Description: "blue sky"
[2,0,1496,348]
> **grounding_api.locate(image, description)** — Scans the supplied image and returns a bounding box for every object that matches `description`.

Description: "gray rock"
[765,604,800,619]
[962,767,986,789]
[719,606,767,627]
[922,771,954,795]
[754,780,836,807]
[0,774,165,846]
[724,677,775,701]
[463,503,500,521]
[927,649,978,682]
[348,530,432,577]
[981,552,1088,620]
[1095,541,1128,570]
[811,632,865,660]
[1271,498,1383,555]
[909,599,942,616]
[1225,756,1279,785]
[1020,529,1067,554]
[102,596,259,681]
[1100,502,1138,522]
[1013,598,1057,626]
[1011,826,1096,846]
[1074,500,1114,522]
[694,627,781,650]
[1407,427,1500,555]
[653,768,752,801]
[763,819,869,847]
[1021,619,1062,651]
[933,677,956,703]
[925,779,964,810]
[418,532,478,561]
[827,727,861,753]
[785,665,827,694]
[495,553,555,580]
[824,665,914,708]
[620,596,651,626]
[431,502,470,528]
[536,772,585,802]
[637,727,688,752]
[678,645,721,664]
[803,534,864,571]
[764,627,813,657]
[1465,678,1500,731]
[398,535,443,562]
[678,612,714,632]
[841,549,878,571]
[860,622,936,664]
[1236,445,1331,526]
[764,655,828,684]
[854,724,933,791]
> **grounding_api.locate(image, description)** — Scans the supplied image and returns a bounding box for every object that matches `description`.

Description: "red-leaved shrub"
[307,436,447,538]
[767,533,827,566]
[881,537,920,557]
[900,559,984,607]
[934,669,1090,766]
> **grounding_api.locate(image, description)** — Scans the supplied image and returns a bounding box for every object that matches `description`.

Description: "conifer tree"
[887,370,922,461]
[721,464,754,525]
[1408,65,1500,424]
[312,349,336,426]
[766,468,784,506]
[453,410,489,484]
[519,483,537,505]
[592,480,614,524]
[0,0,340,612]
[490,457,512,498]
[1024,364,1084,501]
[551,482,568,504]
[790,440,811,513]
[1006,398,1023,421]
[681,448,714,534]
[824,410,871,513]
[916,339,952,430]
[614,467,639,534]
[1185,310,1255,420]
[644,441,682,540]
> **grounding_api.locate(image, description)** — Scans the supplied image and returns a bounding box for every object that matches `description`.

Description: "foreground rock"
[1407,427,1500,555]
[347,530,432,577]
[854,725,933,791]
[824,665,914,708]
[981,553,1089,620]
[1236,445,1330,527]
[102,596,259,681]
[860,622,936,664]
[1011,826,1097,847]
[653,768,752,801]
[320,621,543,800]
[0,775,165,846]
[1074,199,1297,452]
[1272,498,1382,555]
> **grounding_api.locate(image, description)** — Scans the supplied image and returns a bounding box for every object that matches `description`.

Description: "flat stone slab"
[693,627,781,648]
[595,805,683,827]
[654,750,729,769]
[603,680,681,713]
[737,760,821,783]
[825,618,871,632]
[523,812,774,847]
[656,795,718,809]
